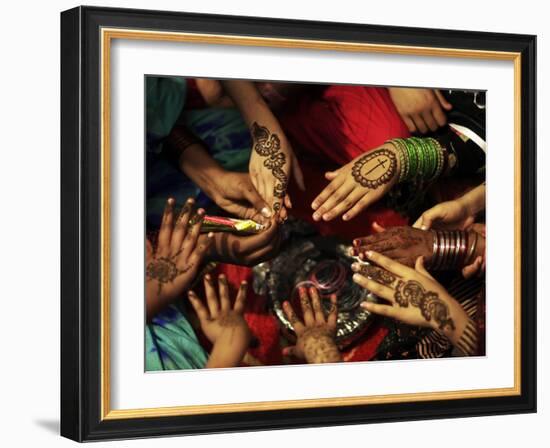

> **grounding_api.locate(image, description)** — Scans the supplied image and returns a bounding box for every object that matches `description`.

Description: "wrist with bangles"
[387,137,446,183]
[427,229,480,270]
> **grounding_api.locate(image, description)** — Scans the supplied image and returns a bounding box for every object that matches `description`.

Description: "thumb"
[372,221,386,233]
[325,167,342,180]
[282,345,303,360]
[415,256,436,280]
[243,185,272,219]
[461,215,475,230]
[434,89,453,111]
[415,205,444,230]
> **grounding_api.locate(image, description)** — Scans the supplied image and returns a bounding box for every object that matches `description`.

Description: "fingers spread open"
[181,208,204,260]
[308,287,326,324]
[326,294,338,329]
[188,290,209,323]
[283,301,305,335]
[203,274,219,318]
[218,274,230,312]
[157,198,175,256]
[188,232,214,267]
[298,286,314,326]
[170,198,194,255]
[233,281,248,314]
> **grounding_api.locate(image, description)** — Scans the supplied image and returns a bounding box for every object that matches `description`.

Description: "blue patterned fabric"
[146,305,208,371]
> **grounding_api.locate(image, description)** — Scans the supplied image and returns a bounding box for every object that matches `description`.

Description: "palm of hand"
[201,310,250,345]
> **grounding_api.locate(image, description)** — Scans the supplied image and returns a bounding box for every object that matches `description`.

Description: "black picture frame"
[61,5,536,442]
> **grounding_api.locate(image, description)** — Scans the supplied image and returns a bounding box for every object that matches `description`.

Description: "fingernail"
[365,250,373,258]
[205,274,212,281]
[421,225,428,231]
[322,214,330,221]
[312,213,320,221]
[311,202,318,210]
[353,273,361,282]
[261,207,272,218]
[347,247,354,256]
[207,232,214,238]
[343,215,349,221]
[167,197,174,205]
[351,263,360,272]
[360,301,370,309]
[197,208,205,215]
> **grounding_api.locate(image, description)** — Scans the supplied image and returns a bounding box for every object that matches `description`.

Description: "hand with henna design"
[282,287,341,364]
[249,122,302,219]
[350,225,434,268]
[352,251,477,355]
[198,216,282,267]
[311,144,401,222]
[220,80,305,219]
[188,274,251,368]
[146,198,213,321]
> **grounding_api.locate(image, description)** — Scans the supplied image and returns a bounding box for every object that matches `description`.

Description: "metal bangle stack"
[429,230,474,270]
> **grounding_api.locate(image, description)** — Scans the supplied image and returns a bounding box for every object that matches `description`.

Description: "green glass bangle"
[391,138,409,182]
[403,138,418,181]
[411,137,426,179]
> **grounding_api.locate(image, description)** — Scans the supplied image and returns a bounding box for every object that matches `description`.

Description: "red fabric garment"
[281,85,410,165]
[281,85,411,239]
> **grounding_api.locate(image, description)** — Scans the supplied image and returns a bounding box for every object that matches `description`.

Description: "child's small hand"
[188,274,251,368]
[282,287,341,364]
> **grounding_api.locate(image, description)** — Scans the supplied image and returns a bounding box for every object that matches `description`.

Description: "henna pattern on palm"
[351,148,397,189]
[251,122,288,199]
[394,280,455,331]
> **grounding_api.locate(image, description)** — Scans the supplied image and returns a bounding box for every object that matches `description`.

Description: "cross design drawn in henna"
[351,148,397,189]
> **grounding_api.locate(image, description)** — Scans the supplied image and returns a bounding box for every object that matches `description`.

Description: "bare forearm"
[458,183,486,216]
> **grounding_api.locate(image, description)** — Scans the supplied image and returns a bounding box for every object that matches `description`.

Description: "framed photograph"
[60,6,536,441]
